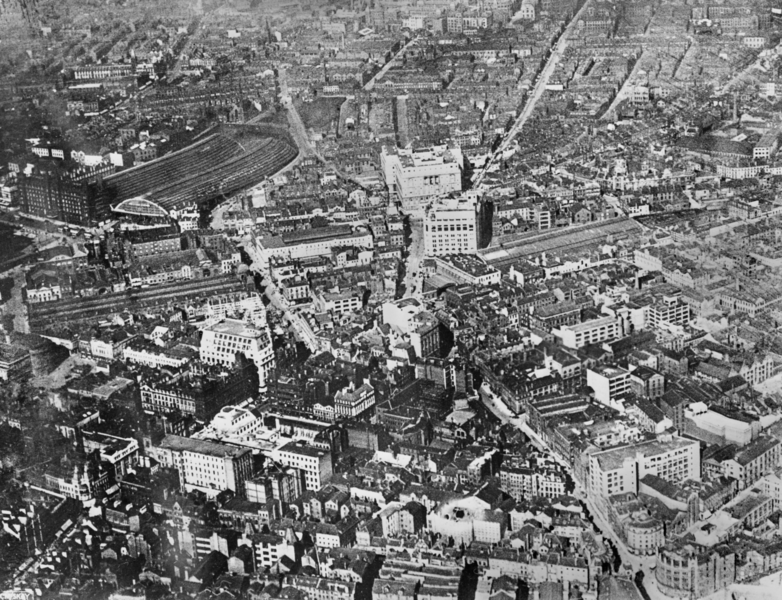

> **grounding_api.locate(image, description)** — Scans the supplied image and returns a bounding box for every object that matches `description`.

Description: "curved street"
[479,381,667,600]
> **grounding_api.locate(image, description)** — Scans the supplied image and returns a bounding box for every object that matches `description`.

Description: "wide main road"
[474,0,593,188]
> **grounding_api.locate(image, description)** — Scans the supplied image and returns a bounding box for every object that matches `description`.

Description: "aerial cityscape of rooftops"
[7,0,782,599]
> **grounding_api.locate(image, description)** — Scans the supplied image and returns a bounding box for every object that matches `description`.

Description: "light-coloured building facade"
[424,194,479,256]
[722,436,782,490]
[334,382,375,418]
[554,316,622,349]
[433,255,501,286]
[123,345,192,369]
[254,226,374,273]
[381,145,463,216]
[625,513,665,556]
[588,436,700,500]
[275,442,333,491]
[587,365,631,407]
[153,434,254,498]
[199,318,275,387]
[655,544,735,599]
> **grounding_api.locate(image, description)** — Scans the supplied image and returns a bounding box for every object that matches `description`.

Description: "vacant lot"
[296,96,345,132]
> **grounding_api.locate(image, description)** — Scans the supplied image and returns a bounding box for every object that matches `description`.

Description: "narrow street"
[474,0,594,187]
[264,282,321,353]
[478,383,523,428]
[402,218,425,299]
[240,240,321,354]
[600,50,648,121]
[364,37,419,92]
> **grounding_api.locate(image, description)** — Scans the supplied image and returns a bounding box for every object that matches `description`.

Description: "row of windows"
[427,223,475,232]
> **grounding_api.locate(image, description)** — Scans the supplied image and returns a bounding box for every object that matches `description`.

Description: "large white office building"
[587,364,632,408]
[554,316,622,349]
[424,193,479,256]
[588,436,700,501]
[275,442,333,491]
[199,318,275,387]
[253,224,373,274]
[153,434,254,498]
[381,144,463,217]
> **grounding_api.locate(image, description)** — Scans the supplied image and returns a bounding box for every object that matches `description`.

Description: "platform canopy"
[112,196,169,217]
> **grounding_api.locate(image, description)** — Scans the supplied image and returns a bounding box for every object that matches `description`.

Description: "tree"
[612,546,622,572]
[311,215,329,228]
[202,501,221,527]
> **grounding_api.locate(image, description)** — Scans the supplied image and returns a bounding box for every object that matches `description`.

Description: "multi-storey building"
[377,501,427,537]
[275,442,333,491]
[736,354,774,386]
[205,292,267,327]
[647,296,691,329]
[655,543,735,599]
[721,436,782,490]
[74,64,134,79]
[18,169,112,226]
[242,533,295,571]
[554,316,622,349]
[208,405,262,439]
[753,129,778,159]
[588,436,700,500]
[279,276,310,302]
[0,343,32,382]
[312,290,363,316]
[200,318,275,387]
[409,313,444,359]
[283,575,355,600]
[334,382,376,418]
[25,268,68,304]
[153,435,254,498]
[433,255,501,286]
[518,0,536,19]
[381,145,463,216]
[44,462,111,502]
[530,301,581,331]
[81,431,139,478]
[424,194,479,256]
[123,342,193,369]
[629,366,665,400]
[245,463,302,506]
[587,365,631,407]
[140,361,258,421]
[254,225,374,273]
[625,514,665,556]
[463,14,490,28]
[124,228,182,259]
[446,15,464,32]
[500,463,568,500]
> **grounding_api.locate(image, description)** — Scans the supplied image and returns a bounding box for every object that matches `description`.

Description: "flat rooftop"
[279,442,327,457]
[206,318,264,338]
[437,254,498,278]
[282,224,354,244]
[159,434,249,458]
[536,300,581,318]
[561,316,617,333]
[592,365,629,378]
[480,217,643,270]
[593,437,698,473]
